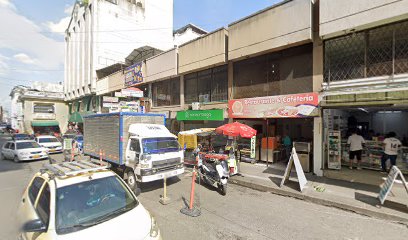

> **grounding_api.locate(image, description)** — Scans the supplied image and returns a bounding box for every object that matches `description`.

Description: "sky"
[0,0,280,111]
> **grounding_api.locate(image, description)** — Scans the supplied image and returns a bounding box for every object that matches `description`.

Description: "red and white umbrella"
[215,122,257,139]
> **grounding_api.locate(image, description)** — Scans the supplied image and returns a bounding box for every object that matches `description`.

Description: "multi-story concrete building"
[9,83,68,134]
[64,0,174,122]
[9,85,29,131]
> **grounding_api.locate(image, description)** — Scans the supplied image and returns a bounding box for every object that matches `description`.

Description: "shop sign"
[124,62,143,87]
[121,88,143,97]
[229,92,319,118]
[176,109,224,121]
[103,102,120,108]
[115,92,124,97]
[250,136,256,159]
[378,166,408,205]
[102,96,119,103]
[280,147,308,192]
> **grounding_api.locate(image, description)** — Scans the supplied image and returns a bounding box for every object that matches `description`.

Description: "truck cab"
[124,124,184,186]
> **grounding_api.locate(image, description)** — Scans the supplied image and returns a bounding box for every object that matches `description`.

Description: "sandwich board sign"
[280,147,308,192]
[378,166,408,205]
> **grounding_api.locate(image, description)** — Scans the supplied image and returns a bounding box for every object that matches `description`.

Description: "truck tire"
[125,170,137,191]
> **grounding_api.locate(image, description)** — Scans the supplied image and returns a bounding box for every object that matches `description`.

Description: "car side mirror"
[22,219,46,233]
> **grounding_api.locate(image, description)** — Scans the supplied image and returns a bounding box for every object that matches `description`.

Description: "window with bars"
[184,65,228,104]
[324,20,408,82]
[233,44,313,99]
[152,77,180,107]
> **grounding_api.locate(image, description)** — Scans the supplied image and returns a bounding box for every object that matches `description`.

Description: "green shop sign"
[177,109,224,121]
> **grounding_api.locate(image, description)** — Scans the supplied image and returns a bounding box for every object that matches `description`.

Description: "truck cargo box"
[83,112,166,165]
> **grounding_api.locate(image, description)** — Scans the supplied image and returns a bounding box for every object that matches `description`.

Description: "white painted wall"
[64,0,173,101]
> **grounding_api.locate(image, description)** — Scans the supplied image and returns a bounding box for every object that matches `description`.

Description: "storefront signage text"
[102,96,119,103]
[229,92,319,119]
[124,62,143,87]
[121,88,143,98]
[177,109,224,121]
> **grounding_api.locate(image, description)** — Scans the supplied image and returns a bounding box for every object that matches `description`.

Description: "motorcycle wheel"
[218,183,227,196]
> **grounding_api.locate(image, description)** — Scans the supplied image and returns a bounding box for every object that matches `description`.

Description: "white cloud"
[0,5,64,69]
[44,16,70,35]
[13,53,37,65]
[0,54,9,76]
[0,0,15,10]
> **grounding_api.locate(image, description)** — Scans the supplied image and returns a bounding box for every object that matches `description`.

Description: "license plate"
[33,155,41,158]
[49,149,56,152]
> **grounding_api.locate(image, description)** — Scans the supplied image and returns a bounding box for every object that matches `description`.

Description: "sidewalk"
[230,162,408,225]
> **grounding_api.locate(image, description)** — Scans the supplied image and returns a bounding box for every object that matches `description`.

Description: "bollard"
[159,176,171,205]
[180,166,201,217]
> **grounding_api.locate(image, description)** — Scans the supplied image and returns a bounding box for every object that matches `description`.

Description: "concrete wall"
[96,71,124,95]
[228,0,312,61]
[320,0,408,39]
[64,0,174,100]
[178,28,228,74]
[145,48,178,83]
[22,100,69,134]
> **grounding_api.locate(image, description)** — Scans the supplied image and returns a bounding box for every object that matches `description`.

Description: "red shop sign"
[228,92,319,119]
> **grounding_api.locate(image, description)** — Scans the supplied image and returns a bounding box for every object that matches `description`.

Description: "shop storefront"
[229,92,319,171]
[322,106,408,174]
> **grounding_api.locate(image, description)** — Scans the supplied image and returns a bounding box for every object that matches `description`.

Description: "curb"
[230,177,408,226]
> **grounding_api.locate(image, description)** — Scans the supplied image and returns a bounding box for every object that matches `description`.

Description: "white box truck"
[83,112,184,190]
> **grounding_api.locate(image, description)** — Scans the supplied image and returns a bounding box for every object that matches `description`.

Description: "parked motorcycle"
[197,153,229,195]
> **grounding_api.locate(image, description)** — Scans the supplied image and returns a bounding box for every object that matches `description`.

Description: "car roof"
[38,161,115,188]
[15,140,36,143]
[37,135,57,138]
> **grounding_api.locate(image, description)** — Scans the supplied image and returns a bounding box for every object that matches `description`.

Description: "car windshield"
[39,138,59,143]
[56,176,138,234]
[75,136,83,141]
[16,142,41,149]
[142,137,180,154]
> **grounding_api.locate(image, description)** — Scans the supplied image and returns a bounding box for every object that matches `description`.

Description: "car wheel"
[13,155,20,163]
[125,169,138,192]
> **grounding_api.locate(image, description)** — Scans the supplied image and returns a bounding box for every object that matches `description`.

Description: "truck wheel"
[125,170,137,191]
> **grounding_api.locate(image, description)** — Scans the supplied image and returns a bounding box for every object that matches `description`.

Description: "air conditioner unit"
[192,102,200,110]
[199,94,210,103]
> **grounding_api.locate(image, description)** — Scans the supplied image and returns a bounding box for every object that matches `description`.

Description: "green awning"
[31,120,59,127]
[69,111,93,123]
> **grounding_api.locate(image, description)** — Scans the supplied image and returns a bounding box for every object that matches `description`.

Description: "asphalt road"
[0,134,407,240]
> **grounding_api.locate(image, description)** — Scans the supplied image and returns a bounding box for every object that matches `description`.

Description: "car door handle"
[22,198,25,203]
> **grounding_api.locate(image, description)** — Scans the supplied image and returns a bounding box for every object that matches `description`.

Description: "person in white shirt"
[381,132,401,172]
[347,130,365,170]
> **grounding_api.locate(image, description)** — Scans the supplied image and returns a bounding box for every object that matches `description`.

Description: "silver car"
[1,140,48,162]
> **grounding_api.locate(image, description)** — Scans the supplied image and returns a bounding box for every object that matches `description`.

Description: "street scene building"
[1,0,408,239]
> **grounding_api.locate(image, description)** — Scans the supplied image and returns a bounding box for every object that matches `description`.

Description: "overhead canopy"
[69,111,93,123]
[31,120,59,127]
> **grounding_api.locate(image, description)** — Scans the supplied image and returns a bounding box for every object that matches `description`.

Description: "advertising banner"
[176,109,224,121]
[124,62,143,87]
[229,92,319,118]
[121,88,143,97]
[102,96,119,103]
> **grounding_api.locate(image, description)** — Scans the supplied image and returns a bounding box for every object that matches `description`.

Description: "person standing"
[347,130,365,170]
[282,135,292,162]
[381,132,401,173]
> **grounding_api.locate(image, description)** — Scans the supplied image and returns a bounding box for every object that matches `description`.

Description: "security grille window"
[152,77,180,107]
[184,65,228,104]
[234,44,313,99]
[324,20,408,82]
[33,104,54,113]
